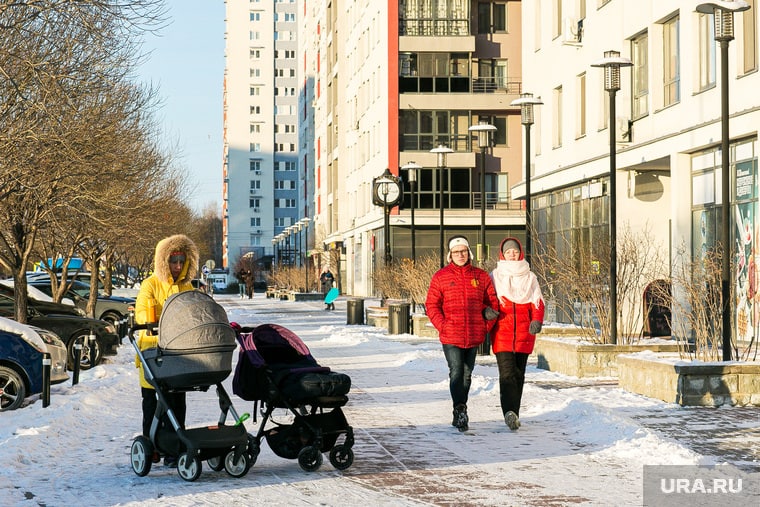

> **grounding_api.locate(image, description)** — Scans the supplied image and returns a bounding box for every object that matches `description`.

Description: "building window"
[250,123,261,133]
[631,32,649,119]
[250,180,261,190]
[477,2,507,34]
[249,198,261,208]
[743,0,757,74]
[250,143,261,152]
[250,217,261,227]
[552,0,562,39]
[249,159,262,172]
[552,85,562,148]
[663,15,680,107]
[576,73,586,138]
[493,116,507,146]
[400,109,474,152]
[399,52,471,93]
[698,13,716,92]
[250,106,260,115]
[400,0,469,36]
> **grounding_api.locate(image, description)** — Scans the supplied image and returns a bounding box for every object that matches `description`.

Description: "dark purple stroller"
[232,323,355,472]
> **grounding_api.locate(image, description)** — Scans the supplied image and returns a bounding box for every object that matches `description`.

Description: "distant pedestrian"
[425,236,499,432]
[320,267,335,310]
[490,237,545,430]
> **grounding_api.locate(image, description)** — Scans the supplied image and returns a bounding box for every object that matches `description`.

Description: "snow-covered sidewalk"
[1,295,758,506]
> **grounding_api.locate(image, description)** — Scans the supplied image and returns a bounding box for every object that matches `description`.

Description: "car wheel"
[0,365,26,411]
[67,331,102,370]
[99,311,121,328]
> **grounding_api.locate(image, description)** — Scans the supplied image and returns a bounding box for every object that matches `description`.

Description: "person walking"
[426,235,499,432]
[490,237,545,431]
[134,234,199,466]
[320,267,336,310]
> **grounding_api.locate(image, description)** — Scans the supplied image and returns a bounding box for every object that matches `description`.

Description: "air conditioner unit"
[253,229,262,235]
[562,17,583,45]
[254,170,261,175]
[252,207,260,213]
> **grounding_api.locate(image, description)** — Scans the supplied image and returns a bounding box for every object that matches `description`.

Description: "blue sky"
[137,0,226,214]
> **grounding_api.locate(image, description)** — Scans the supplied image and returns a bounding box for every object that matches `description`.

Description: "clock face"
[382,181,400,204]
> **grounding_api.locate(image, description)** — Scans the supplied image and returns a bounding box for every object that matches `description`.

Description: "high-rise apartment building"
[224,0,302,271]
[299,1,527,296]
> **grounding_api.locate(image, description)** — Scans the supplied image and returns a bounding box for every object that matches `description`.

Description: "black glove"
[529,320,542,335]
[483,307,499,321]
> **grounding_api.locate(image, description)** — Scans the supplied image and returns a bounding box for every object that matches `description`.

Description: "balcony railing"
[400,18,469,37]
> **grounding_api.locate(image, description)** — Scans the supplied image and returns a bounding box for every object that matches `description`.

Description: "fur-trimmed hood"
[153,234,199,284]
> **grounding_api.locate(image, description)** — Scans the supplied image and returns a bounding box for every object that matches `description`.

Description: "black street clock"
[372,169,402,207]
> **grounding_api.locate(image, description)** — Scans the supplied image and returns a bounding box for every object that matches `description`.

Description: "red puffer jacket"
[425,262,498,348]
[491,296,545,354]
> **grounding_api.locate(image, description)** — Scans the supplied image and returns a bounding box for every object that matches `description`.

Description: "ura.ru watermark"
[643,465,760,506]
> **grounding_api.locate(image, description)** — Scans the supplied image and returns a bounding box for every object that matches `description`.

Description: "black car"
[28,279,134,329]
[0,291,120,370]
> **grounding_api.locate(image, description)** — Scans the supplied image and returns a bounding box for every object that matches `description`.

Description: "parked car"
[0,317,68,411]
[0,291,119,370]
[1,279,77,307]
[28,279,134,329]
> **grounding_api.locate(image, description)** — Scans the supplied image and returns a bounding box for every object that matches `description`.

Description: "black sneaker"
[454,404,468,432]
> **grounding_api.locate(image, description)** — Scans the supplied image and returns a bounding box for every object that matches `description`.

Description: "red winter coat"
[491,237,545,354]
[425,262,499,348]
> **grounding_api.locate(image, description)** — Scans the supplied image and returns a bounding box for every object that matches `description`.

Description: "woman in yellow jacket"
[134,234,199,463]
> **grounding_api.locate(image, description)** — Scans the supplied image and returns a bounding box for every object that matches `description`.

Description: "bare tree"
[532,224,668,344]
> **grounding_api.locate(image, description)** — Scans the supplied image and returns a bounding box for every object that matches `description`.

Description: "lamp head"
[591,50,633,92]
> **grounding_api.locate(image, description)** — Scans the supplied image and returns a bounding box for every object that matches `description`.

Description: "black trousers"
[495,351,529,416]
[142,387,187,438]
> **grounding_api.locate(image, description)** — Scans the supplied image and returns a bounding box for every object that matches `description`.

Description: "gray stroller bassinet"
[142,290,237,389]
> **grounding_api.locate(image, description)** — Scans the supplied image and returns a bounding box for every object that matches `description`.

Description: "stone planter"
[618,353,760,407]
[412,314,438,338]
[534,335,681,378]
[366,306,388,329]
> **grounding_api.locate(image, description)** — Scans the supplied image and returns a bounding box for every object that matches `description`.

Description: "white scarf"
[492,259,543,307]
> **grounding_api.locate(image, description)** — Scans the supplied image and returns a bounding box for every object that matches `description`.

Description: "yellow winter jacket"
[134,234,199,389]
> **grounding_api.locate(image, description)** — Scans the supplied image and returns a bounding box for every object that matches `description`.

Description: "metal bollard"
[42,352,51,408]
[72,342,82,385]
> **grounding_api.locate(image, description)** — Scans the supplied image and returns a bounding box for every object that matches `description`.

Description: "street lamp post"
[271,238,277,275]
[300,217,311,291]
[468,122,497,266]
[431,145,454,267]
[696,0,750,361]
[401,162,422,263]
[510,93,543,265]
[592,50,632,345]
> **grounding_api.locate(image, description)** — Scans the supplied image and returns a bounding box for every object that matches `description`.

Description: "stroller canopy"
[236,323,313,369]
[158,290,236,352]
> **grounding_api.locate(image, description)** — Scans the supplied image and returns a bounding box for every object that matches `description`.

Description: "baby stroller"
[232,323,355,472]
[128,291,251,482]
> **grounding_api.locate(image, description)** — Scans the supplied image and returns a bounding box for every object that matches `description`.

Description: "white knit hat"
[447,236,473,264]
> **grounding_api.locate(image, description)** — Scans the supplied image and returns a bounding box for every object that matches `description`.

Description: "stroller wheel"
[176,453,202,482]
[206,455,224,472]
[297,445,323,472]
[130,436,153,477]
[224,450,251,478]
[328,444,354,471]
[247,435,261,464]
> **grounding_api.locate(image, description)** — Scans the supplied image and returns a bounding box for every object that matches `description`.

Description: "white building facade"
[518,0,758,339]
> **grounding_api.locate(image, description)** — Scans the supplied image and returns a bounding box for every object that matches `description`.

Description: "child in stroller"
[232,323,355,472]
[128,291,251,482]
